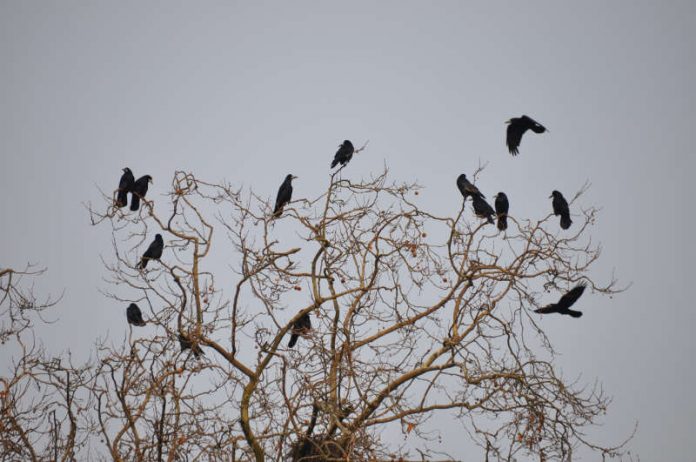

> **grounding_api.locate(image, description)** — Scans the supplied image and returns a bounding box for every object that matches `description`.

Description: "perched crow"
[130,175,153,211]
[534,284,586,318]
[116,168,134,208]
[472,194,495,224]
[288,312,312,348]
[291,404,320,461]
[331,140,355,169]
[126,303,146,326]
[456,174,484,200]
[506,115,547,156]
[494,192,509,231]
[178,334,205,358]
[273,174,298,217]
[138,234,164,269]
[550,190,572,230]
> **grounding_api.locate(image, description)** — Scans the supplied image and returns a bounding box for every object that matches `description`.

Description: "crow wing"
[117,170,134,207]
[472,195,495,223]
[274,181,293,215]
[521,115,546,134]
[506,121,527,156]
[495,194,509,215]
[556,284,586,310]
[456,176,482,198]
[126,303,146,326]
[534,305,559,314]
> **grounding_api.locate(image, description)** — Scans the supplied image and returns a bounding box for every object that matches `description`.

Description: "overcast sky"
[1,1,694,460]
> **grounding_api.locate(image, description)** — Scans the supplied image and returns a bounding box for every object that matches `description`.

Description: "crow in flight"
[456,174,484,201]
[331,140,355,169]
[273,174,298,217]
[472,194,495,224]
[288,312,312,348]
[126,303,146,326]
[116,168,134,208]
[138,234,164,269]
[178,334,205,358]
[506,115,547,156]
[550,190,572,230]
[494,192,509,231]
[130,175,153,211]
[534,284,586,318]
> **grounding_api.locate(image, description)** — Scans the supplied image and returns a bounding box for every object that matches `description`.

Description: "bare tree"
[0,266,93,461]
[81,165,632,461]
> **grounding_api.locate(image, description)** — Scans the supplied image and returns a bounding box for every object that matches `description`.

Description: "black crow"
[551,190,572,230]
[472,194,495,224]
[116,168,134,208]
[494,192,509,231]
[130,175,153,211]
[126,303,146,326]
[273,174,298,217]
[456,174,484,200]
[178,334,205,358]
[288,312,312,348]
[506,115,547,156]
[330,140,355,169]
[138,234,164,269]
[534,284,586,318]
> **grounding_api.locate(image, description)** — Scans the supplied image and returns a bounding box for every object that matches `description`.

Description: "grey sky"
[1,1,694,460]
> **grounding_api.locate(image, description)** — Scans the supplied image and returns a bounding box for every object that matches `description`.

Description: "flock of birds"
[115,115,588,356]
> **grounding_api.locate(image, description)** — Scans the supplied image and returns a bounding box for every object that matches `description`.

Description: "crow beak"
[149,178,154,184]
[548,194,553,198]
[505,120,511,124]
[292,175,299,180]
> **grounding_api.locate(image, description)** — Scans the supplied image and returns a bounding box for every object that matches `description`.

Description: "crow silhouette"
[130,175,153,211]
[534,284,586,318]
[116,167,134,208]
[288,312,312,348]
[494,192,509,231]
[551,190,572,230]
[456,174,483,200]
[472,194,495,224]
[178,334,205,358]
[506,115,547,156]
[331,140,355,169]
[126,303,146,326]
[273,174,298,217]
[138,234,163,269]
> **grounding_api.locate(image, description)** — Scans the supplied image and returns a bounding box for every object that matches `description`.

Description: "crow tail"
[116,190,128,207]
[497,215,508,231]
[288,333,299,348]
[130,194,140,211]
[560,214,572,230]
